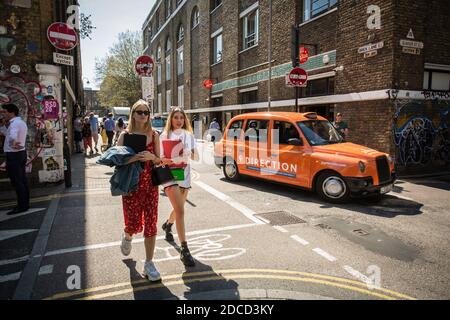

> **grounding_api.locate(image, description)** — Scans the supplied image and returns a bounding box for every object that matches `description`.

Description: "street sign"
[407,28,415,39]
[203,79,214,89]
[358,41,384,54]
[135,55,154,76]
[53,52,74,66]
[299,46,309,64]
[400,39,424,49]
[47,22,78,51]
[364,50,378,58]
[141,76,154,100]
[287,67,308,87]
[402,47,421,55]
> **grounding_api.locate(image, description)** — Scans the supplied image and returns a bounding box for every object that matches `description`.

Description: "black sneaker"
[180,247,195,267]
[162,221,174,242]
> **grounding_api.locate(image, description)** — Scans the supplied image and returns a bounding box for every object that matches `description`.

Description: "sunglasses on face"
[134,110,150,116]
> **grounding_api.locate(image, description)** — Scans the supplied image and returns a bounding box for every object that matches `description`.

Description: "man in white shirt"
[0,104,30,215]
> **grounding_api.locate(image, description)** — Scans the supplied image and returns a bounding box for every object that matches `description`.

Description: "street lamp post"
[268,0,272,111]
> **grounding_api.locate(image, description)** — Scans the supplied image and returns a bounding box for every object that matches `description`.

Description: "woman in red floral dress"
[116,99,162,281]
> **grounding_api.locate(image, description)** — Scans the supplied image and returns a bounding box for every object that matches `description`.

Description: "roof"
[232,112,327,122]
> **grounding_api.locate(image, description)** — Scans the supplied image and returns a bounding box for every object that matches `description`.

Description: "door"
[242,119,270,178]
[269,120,310,187]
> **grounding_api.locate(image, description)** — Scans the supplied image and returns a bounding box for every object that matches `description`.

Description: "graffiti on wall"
[391,91,450,169]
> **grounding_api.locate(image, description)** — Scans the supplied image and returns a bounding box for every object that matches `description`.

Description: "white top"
[0,117,28,153]
[160,129,196,189]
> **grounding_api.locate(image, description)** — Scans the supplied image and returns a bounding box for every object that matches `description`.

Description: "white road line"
[0,208,46,222]
[291,235,309,246]
[38,265,54,276]
[0,272,21,283]
[194,181,265,225]
[0,223,259,265]
[273,226,289,233]
[0,229,38,242]
[387,192,414,201]
[258,216,271,224]
[312,248,337,262]
[343,265,370,283]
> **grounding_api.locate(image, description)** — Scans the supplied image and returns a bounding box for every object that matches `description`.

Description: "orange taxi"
[214,112,396,203]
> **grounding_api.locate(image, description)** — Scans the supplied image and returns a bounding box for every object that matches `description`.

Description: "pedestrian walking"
[73,115,83,153]
[114,117,127,146]
[82,117,94,156]
[116,100,162,281]
[208,118,221,143]
[333,113,349,140]
[159,106,198,267]
[89,112,99,153]
[104,113,116,149]
[0,103,30,215]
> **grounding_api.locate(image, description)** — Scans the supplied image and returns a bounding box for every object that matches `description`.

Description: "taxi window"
[244,119,269,142]
[273,121,300,145]
[227,120,243,140]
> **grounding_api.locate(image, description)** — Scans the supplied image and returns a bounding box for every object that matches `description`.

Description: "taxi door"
[241,119,271,178]
[269,120,310,187]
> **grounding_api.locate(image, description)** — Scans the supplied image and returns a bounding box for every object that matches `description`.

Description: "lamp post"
[267,0,272,111]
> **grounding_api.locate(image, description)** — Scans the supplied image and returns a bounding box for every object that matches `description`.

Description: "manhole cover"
[255,211,306,226]
[353,229,370,236]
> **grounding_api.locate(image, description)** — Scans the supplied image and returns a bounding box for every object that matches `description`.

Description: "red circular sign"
[299,46,309,64]
[203,79,214,89]
[135,55,154,76]
[47,22,78,51]
[288,67,308,86]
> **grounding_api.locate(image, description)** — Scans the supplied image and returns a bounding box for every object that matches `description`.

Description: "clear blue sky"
[79,0,156,90]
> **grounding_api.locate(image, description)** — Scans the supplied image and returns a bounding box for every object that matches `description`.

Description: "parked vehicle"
[112,107,130,126]
[214,112,396,203]
[151,114,167,134]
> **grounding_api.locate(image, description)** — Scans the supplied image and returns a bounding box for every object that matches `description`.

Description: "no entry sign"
[47,22,78,51]
[135,55,154,76]
[288,67,308,87]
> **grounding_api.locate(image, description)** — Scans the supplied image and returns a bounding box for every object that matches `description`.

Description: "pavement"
[0,141,449,300]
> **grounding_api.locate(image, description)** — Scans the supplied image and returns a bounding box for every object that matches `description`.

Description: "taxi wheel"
[316,172,350,203]
[223,157,241,181]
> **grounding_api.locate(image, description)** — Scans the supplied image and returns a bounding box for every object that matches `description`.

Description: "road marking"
[257,216,271,224]
[43,269,416,301]
[0,256,29,266]
[312,248,337,262]
[273,226,289,233]
[0,265,54,284]
[0,208,46,223]
[194,181,265,225]
[387,192,414,201]
[291,235,309,246]
[38,265,54,276]
[0,229,38,242]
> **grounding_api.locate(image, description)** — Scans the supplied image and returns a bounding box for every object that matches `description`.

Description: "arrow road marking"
[0,229,38,242]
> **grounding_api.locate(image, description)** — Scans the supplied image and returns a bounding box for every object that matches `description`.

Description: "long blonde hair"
[164,106,193,135]
[127,99,153,134]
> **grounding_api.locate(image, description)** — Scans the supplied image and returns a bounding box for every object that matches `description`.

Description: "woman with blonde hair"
[159,106,198,267]
[116,99,162,281]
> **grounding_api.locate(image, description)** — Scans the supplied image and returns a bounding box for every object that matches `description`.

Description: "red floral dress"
[122,139,159,238]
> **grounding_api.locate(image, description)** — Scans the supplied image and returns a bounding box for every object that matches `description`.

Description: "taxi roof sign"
[303,112,318,119]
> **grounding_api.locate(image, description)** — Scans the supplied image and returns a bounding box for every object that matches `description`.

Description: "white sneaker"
[143,261,161,282]
[120,234,132,256]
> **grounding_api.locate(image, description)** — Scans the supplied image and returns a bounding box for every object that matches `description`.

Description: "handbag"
[151,165,174,186]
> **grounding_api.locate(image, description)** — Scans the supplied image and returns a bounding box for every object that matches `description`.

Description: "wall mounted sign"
[402,47,421,55]
[364,50,378,58]
[53,52,74,66]
[47,22,78,51]
[43,99,60,120]
[287,67,308,87]
[358,41,384,54]
[400,39,423,49]
[135,55,154,76]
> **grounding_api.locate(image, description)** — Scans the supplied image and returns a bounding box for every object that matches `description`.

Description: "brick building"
[0,0,83,187]
[142,0,450,175]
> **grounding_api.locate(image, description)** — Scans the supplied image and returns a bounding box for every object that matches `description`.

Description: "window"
[166,0,172,18]
[157,65,162,85]
[303,77,334,97]
[148,26,152,42]
[165,38,172,53]
[158,93,162,113]
[178,85,184,107]
[212,96,223,108]
[243,9,259,49]
[211,0,222,12]
[213,33,223,64]
[227,120,243,140]
[245,119,269,142]
[303,0,338,22]
[155,12,160,30]
[177,46,184,75]
[165,56,171,81]
[156,46,162,61]
[273,121,301,145]
[240,90,258,104]
[178,25,184,42]
[423,70,450,91]
[191,7,200,28]
[166,90,172,112]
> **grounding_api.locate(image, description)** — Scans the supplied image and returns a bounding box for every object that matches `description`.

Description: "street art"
[391,91,450,169]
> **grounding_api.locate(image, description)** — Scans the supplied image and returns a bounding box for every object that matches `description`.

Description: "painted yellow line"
[43,269,416,301]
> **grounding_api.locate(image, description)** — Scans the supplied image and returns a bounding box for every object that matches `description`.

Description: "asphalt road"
[1,142,449,300]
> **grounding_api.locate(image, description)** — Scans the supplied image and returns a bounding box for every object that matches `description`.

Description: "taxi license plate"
[380,184,393,194]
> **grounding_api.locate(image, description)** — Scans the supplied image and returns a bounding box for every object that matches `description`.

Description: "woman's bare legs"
[144,236,156,261]
[167,188,189,225]
[164,186,186,242]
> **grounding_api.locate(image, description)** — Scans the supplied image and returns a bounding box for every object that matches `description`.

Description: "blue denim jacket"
[96,146,143,196]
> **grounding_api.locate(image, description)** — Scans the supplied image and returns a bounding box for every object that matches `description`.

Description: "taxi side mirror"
[288,138,303,146]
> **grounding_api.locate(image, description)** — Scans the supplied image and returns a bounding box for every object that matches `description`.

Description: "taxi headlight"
[358,161,366,173]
